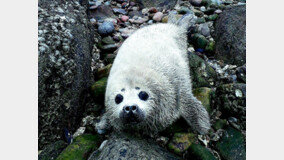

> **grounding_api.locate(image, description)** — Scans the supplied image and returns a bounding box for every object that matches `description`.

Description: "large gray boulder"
[88,133,180,160]
[213,5,246,66]
[38,0,99,149]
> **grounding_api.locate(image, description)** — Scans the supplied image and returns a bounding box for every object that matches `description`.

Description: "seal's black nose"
[123,105,137,113]
[121,105,142,124]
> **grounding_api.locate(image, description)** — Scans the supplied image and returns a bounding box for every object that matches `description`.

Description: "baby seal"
[96,13,210,136]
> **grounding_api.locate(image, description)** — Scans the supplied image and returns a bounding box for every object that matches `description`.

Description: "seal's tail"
[168,11,197,31]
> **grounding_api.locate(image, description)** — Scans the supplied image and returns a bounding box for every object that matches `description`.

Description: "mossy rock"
[91,77,108,104]
[188,52,217,89]
[207,14,218,21]
[193,87,213,114]
[192,33,209,49]
[56,134,102,160]
[161,118,190,136]
[39,140,68,160]
[162,14,183,23]
[101,36,115,44]
[168,132,196,155]
[205,41,215,54]
[215,127,246,160]
[95,64,112,80]
[185,143,217,160]
[213,119,227,130]
[196,17,206,24]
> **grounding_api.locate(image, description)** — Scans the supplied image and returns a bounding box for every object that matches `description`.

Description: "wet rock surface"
[214,5,246,66]
[39,0,246,159]
[38,0,99,149]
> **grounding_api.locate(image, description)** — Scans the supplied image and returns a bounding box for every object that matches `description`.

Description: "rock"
[198,23,210,37]
[89,133,180,159]
[89,5,116,21]
[94,64,112,80]
[213,119,227,130]
[213,5,246,66]
[193,87,213,114]
[91,77,108,104]
[200,6,206,12]
[98,21,115,36]
[137,0,178,9]
[188,52,217,88]
[113,8,127,15]
[207,14,218,21]
[205,41,215,53]
[38,140,67,160]
[38,0,97,149]
[120,15,129,22]
[153,12,164,21]
[196,17,206,24]
[56,134,102,160]
[215,83,246,128]
[192,33,209,49]
[168,132,196,155]
[149,7,158,13]
[128,10,143,18]
[193,9,204,17]
[161,118,190,136]
[190,0,202,6]
[236,65,246,83]
[162,16,168,23]
[215,127,246,160]
[178,7,193,14]
[101,36,115,44]
[185,143,217,160]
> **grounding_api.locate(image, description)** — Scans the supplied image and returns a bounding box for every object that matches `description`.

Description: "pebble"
[200,6,206,12]
[198,23,211,37]
[149,7,158,13]
[120,15,129,22]
[98,21,115,36]
[190,0,202,6]
[215,9,222,14]
[113,8,127,15]
[153,12,163,22]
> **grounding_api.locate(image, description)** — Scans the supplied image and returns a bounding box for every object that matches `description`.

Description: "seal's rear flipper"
[168,11,197,31]
[180,95,211,135]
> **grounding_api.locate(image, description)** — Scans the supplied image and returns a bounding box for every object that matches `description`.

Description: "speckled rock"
[188,52,217,88]
[215,127,246,160]
[213,5,246,66]
[38,140,67,160]
[56,134,102,160]
[89,133,180,160]
[215,83,246,129]
[38,0,99,149]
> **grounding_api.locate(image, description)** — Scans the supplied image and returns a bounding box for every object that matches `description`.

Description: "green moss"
[196,17,206,24]
[205,41,215,53]
[91,77,108,104]
[193,87,213,114]
[161,118,190,136]
[207,14,218,21]
[95,64,112,80]
[192,34,209,49]
[216,127,246,160]
[186,143,217,160]
[213,119,227,130]
[168,133,196,155]
[56,134,102,160]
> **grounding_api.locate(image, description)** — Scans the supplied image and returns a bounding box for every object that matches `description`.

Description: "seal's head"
[104,67,178,134]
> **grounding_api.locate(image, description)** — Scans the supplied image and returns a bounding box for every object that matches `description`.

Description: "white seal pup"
[96,13,210,135]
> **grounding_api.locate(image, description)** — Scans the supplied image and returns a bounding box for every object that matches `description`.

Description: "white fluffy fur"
[97,14,210,135]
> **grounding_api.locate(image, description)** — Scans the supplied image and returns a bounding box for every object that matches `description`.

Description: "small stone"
[153,12,163,22]
[149,7,158,13]
[102,36,115,44]
[168,133,196,155]
[215,9,222,14]
[162,16,168,23]
[213,119,227,130]
[207,14,218,21]
[113,8,127,15]
[98,21,115,36]
[200,6,206,12]
[198,23,210,37]
[120,15,129,22]
[190,0,202,6]
[235,89,243,97]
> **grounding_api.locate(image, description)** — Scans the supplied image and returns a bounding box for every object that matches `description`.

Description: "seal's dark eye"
[115,94,123,104]
[138,91,149,101]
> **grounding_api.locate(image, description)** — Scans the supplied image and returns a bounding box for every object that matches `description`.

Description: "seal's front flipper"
[180,95,210,135]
